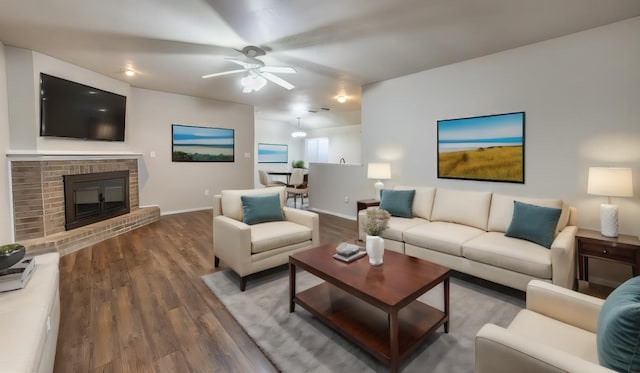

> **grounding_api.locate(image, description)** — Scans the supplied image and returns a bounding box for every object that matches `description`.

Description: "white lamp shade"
[587,167,633,197]
[367,163,391,180]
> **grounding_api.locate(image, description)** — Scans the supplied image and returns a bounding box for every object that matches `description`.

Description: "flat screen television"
[40,73,126,141]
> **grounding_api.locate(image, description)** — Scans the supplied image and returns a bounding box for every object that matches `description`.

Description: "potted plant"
[0,243,26,271]
[364,208,390,266]
[291,160,306,169]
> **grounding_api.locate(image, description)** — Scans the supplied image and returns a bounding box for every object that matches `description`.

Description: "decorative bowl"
[0,244,26,271]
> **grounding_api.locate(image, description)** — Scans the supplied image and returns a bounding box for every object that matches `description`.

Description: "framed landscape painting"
[172,124,234,162]
[437,112,525,183]
[258,143,288,163]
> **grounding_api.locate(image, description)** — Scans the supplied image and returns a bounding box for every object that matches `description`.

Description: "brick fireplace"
[9,156,160,256]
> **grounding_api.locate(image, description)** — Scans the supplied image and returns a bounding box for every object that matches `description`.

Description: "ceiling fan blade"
[260,66,296,74]
[225,57,264,69]
[201,69,245,79]
[258,71,295,90]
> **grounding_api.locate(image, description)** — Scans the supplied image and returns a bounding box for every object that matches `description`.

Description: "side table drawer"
[579,242,636,261]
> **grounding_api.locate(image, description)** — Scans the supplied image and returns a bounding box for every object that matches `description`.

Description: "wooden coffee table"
[289,244,450,373]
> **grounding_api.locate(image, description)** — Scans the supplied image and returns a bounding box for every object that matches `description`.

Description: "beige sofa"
[0,252,60,373]
[358,187,577,291]
[476,280,614,372]
[213,187,319,291]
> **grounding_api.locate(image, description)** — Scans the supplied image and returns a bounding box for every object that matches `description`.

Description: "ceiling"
[0,0,639,130]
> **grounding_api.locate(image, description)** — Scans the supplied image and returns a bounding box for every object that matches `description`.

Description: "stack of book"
[0,257,35,293]
[333,242,366,263]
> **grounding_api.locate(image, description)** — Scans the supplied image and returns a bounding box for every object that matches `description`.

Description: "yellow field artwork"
[438,145,523,182]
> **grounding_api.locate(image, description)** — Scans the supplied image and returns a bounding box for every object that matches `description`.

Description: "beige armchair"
[213,186,319,291]
[475,280,614,373]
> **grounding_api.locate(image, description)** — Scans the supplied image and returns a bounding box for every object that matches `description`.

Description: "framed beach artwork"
[171,124,235,162]
[437,112,525,183]
[258,143,288,163]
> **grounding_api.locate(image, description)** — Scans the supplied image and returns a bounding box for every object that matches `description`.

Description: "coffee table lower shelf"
[294,282,447,366]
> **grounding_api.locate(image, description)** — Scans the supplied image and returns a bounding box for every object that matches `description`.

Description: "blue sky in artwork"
[438,113,523,151]
[173,125,234,146]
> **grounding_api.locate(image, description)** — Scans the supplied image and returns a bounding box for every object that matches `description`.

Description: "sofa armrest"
[283,207,320,246]
[526,280,604,333]
[550,225,577,289]
[213,215,252,276]
[476,324,614,373]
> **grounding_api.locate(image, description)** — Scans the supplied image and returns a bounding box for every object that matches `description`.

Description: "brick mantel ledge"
[6,150,144,161]
[18,206,161,257]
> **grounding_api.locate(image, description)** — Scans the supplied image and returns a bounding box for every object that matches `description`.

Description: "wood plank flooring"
[54,209,357,372]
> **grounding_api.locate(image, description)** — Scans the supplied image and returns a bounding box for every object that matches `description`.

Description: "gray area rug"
[202,268,524,373]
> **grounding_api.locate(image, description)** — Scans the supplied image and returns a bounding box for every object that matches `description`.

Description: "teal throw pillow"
[241,193,284,225]
[597,276,640,373]
[505,201,561,248]
[379,189,415,218]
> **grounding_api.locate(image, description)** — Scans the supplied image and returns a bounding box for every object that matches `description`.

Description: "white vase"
[366,235,384,266]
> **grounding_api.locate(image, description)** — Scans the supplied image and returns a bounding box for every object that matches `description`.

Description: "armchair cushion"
[379,189,415,218]
[505,201,561,248]
[241,193,284,225]
[597,276,640,372]
[250,221,313,254]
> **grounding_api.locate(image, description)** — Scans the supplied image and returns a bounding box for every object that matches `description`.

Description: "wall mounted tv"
[40,73,126,141]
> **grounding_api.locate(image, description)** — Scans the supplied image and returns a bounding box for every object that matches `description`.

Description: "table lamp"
[368,163,391,201]
[587,167,633,237]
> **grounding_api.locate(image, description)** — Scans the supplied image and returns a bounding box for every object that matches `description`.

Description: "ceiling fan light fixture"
[240,74,267,93]
[291,117,307,138]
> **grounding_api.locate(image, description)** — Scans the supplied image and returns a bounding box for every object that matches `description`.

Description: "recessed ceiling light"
[337,96,347,103]
[124,69,135,77]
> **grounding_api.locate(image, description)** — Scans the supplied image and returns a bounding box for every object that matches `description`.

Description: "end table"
[356,199,380,240]
[575,228,640,287]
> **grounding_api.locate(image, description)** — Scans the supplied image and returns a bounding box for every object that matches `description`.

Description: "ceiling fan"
[201,46,296,93]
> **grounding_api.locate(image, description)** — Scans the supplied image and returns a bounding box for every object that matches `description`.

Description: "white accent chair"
[258,170,286,188]
[475,280,614,373]
[213,187,319,291]
[286,168,308,208]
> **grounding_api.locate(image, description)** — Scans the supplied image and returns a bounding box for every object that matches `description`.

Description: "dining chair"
[286,168,308,208]
[258,170,286,188]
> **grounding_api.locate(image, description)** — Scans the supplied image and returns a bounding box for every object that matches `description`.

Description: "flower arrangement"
[365,208,391,236]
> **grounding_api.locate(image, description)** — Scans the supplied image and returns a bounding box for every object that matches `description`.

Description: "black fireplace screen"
[63,171,130,230]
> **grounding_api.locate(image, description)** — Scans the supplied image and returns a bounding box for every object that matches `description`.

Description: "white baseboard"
[157,206,210,216]
[308,207,356,221]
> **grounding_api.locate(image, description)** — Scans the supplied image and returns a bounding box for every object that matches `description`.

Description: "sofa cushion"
[505,201,562,249]
[241,193,284,225]
[221,187,285,222]
[488,193,568,234]
[250,221,312,254]
[395,186,435,220]
[463,232,552,279]
[508,309,599,364]
[403,221,485,257]
[597,276,640,372]
[381,216,429,241]
[431,188,492,230]
[379,189,415,218]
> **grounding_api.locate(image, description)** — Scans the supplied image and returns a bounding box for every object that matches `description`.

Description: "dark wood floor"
[54,209,357,372]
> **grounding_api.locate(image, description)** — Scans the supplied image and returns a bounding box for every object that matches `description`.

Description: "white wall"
[129,88,254,213]
[0,43,12,243]
[359,17,640,285]
[305,125,362,165]
[254,117,304,187]
[308,163,369,220]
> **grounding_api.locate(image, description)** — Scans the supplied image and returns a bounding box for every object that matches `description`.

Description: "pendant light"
[291,117,307,138]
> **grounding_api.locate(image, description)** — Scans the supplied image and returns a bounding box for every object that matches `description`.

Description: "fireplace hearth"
[64,171,130,230]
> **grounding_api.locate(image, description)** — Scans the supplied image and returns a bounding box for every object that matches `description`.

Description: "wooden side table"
[575,229,640,285]
[356,199,380,240]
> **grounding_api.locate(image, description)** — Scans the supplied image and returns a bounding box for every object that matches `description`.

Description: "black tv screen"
[40,73,126,141]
